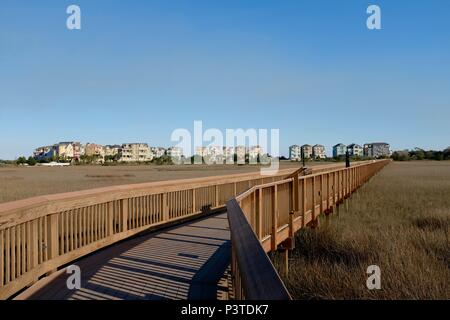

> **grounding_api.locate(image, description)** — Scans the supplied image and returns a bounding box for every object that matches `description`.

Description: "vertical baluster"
[311,176,316,221]
[26,221,32,272]
[271,185,278,251]
[16,224,21,277]
[10,227,15,280]
[5,229,10,284]
[122,199,129,232]
[75,209,79,249]
[0,229,4,286]
[21,224,26,275]
[302,178,307,227]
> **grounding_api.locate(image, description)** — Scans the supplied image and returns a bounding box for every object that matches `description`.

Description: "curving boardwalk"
[16,212,231,300]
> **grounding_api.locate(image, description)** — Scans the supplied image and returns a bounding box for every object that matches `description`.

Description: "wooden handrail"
[0,160,387,299]
[0,167,298,299]
[227,199,291,300]
[227,159,391,299]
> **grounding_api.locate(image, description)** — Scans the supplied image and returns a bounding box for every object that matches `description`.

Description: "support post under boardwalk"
[282,249,289,278]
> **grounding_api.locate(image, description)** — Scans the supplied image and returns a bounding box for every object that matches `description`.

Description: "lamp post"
[301,148,305,168]
[346,149,350,168]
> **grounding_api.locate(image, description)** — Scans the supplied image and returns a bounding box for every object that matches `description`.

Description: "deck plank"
[17,212,230,300]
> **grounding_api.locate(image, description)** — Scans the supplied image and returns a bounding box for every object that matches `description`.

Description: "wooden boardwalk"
[16,212,231,300]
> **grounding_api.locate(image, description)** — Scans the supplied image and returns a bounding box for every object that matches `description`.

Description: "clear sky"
[1,0,449,159]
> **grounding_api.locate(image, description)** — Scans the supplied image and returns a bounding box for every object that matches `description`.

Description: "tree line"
[391,148,450,161]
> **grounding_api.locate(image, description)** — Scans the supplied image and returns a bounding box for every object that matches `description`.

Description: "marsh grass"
[274,161,450,299]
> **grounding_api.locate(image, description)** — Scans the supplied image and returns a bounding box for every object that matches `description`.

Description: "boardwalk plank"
[17,212,230,300]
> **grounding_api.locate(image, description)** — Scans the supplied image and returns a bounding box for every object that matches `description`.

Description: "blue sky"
[1,0,449,159]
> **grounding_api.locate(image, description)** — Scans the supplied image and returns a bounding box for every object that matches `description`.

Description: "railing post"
[162,193,169,221]
[108,202,114,236]
[0,229,4,287]
[302,178,306,227]
[288,170,300,213]
[215,185,219,207]
[311,176,316,221]
[257,188,263,240]
[122,199,129,232]
[30,220,38,271]
[271,185,278,251]
[46,213,59,274]
[192,189,196,213]
[288,210,295,249]
[319,174,324,214]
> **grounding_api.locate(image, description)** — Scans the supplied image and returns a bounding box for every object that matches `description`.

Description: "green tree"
[391,151,410,161]
[27,156,37,166]
[16,156,27,165]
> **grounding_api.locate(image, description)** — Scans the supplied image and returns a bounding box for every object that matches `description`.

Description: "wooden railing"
[0,169,297,299]
[226,159,390,299]
[0,161,384,299]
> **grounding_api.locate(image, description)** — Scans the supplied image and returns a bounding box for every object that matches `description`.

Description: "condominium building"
[364,142,390,158]
[167,147,183,162]
[85,143,105,162]
[72,142,82,161]
[119,143,152,162]
[201,146,225,164]
[248,145,263,161]
[150,147,166,159]
[347,143,364,157]
[33,145,57,161]
[312,144,326,159]
[289,145,301,161]
[224,146,235,163]
[333,143,347,158]
[105,145,121,157]
[235,146,246,163]
[301,144,313,159]
[56,142,75,159]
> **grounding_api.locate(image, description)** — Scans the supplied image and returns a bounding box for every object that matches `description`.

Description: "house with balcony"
[150,147,166,159]
[33,145,57,162]
[333,143,347,158]
[84,143,105,163]
[289,145,301,161]
[347,143,364,158]
[312,144,326,159]
[105,145,121,157]
[301,144,313,159]
[119,143,152,162]
[56,142,75,160]
[364,142,390,158]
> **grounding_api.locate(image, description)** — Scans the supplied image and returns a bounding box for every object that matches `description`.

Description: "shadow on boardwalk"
[19,212,231,300]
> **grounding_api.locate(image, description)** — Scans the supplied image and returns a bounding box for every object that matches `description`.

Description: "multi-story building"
[33,145,57,161]
[224,146,235,163]
[150,147,166,159]
[85,143,105,162]
[248,145,262,162]
[119,143,152,162]
[289,145,301,161]
[201,146,225,164]
[167,147,183,163]
[347,144,364,158]
[235,146,246,163]
[301,144,313,159]
[364,142,390,158]
[72,142,82,161]
[333,143,347,158]
[312,144,326,159]
[56,142,75,160]
[105,145,121,157]
[195,146,207,157]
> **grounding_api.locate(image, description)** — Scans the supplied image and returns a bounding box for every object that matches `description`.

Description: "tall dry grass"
[274,161,450,299]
